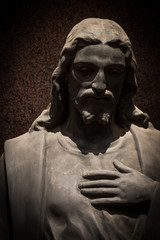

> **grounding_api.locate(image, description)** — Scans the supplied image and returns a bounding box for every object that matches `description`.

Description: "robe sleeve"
[142,182,160,240]
[0,154,11,240]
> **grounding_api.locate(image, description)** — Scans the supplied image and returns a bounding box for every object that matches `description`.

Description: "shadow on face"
[68,44,127,125]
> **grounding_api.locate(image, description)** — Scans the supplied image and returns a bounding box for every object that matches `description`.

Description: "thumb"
[113,160,133,173]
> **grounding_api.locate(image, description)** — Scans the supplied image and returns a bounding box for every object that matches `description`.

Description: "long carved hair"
[30,18,149,132]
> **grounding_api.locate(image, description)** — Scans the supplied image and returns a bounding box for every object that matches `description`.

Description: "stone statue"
[1,18,160,240]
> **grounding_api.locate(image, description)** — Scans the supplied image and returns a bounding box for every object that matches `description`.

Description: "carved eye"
[107,68,124,77]
[76,67,94,77]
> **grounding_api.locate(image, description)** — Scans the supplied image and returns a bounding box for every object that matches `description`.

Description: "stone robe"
[1,123,160,240]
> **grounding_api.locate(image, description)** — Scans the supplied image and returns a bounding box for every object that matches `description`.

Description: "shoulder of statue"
[130,122,160,154]
[4,130,47,239]
[130,122,160,138]
[130,123,160,179]
[4,130,46,152]
[4,130,48,168]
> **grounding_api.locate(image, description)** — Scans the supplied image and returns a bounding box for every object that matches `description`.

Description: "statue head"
[30,18,149,132]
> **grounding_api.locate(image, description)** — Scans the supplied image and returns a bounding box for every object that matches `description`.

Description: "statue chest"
[42,131,145,240]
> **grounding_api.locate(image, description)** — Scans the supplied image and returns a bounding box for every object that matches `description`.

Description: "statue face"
[69,44,126,125]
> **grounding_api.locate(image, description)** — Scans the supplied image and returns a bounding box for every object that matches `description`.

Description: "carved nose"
[92,71,107,93]
[92,81,106,93]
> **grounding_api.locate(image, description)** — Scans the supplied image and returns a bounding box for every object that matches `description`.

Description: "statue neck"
[61,105,125,153]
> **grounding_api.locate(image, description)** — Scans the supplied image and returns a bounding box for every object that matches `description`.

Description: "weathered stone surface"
[0,0,160,156]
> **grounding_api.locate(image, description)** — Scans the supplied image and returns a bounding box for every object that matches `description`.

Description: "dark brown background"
[0,0,160,155]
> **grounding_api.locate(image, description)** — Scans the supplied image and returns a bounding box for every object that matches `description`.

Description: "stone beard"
[73,91,114,125]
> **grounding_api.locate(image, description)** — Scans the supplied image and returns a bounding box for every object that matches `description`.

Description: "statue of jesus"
[1,18,160,240]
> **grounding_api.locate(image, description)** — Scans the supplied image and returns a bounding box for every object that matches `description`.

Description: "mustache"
[75,89,114,104]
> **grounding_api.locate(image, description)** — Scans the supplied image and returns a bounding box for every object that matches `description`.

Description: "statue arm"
[0,154,11,240]
[141,182,160,240]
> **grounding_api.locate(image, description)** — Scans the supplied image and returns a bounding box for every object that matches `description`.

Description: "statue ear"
[116,68,136,122]
[116,68,149,128]
[116,68,137,119]
[123,67,137,98]
[49,74,69,128]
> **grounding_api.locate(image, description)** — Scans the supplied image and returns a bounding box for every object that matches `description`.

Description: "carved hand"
[79,160,158,206]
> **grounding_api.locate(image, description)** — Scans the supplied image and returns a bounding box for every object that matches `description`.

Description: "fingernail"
[113,160,118,164]
[80,189,86,193]
[83,173,88,179]
[83,171,87,176]
[78,184,82,189]
[114,160,120,164]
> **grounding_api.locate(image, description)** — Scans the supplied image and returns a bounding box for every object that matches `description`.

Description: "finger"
[113,160,134,173]
[80,188,119,198]
[91,197,125,206]
[83,170,120,180]
[78,179,118,189]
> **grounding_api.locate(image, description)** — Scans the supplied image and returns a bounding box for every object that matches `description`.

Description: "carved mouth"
[85,96,111,102]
